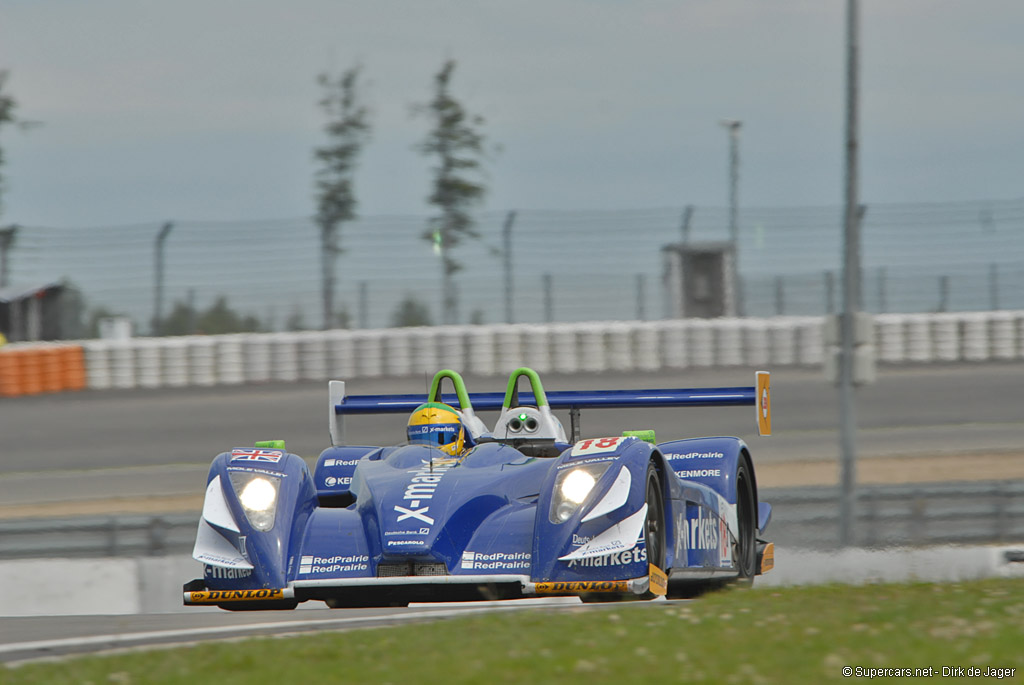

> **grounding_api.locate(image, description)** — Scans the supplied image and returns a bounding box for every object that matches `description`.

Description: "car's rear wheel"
[667,455,757,598]
[734,457,757,584]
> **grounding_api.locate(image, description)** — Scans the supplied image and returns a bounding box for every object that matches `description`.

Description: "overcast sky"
[1,1,1022,227]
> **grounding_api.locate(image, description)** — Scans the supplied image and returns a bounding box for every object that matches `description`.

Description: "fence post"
[877,266,887,313]
[635,274,646,321]
[825,270,835,314]
[358,281,368,329]
[989,263,999,311]
[937,276,949,312]
[148,517,167,556]
[995,483,1007,541]
[108,516,120,556]
[543,273,553,323]
[911,494,926,545]
[863,488,875,547]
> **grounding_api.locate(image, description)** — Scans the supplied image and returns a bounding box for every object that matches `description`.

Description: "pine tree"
[314,65,371,330]
[415,60,491,325]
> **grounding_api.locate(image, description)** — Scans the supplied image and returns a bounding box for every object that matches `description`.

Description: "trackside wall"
[3,547,1024,616]
[0,312,1022,395]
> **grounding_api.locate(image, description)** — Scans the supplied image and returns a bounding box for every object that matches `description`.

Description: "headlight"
[240,478,277,511]
[550,462,612,523]
[229,472,281,532]
[561,470,596,504]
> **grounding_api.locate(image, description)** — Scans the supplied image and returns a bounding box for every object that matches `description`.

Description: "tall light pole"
[838,0,862,547]
[720,119,743,316]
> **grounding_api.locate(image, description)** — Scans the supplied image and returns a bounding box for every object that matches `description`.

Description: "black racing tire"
[733,456,758,585]
[643,462,666,573]
[640,461,667,600]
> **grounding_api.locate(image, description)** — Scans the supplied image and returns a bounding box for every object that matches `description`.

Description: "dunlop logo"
[535,580,629,594]
[189,589,284,602]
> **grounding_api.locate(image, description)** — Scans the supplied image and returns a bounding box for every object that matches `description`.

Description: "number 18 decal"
[571,436,626,456]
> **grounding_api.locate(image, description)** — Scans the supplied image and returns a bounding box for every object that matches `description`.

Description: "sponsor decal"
[572,534,591,546]
[190,588,284,602]
[570,437,626,457]
[665,451,725,461]
[757,370,772,436]
[324,476,353,487]
[205,566,252,579]
[648,564,668,596]
[719,517,731,566]
[535,580,629,594]
[677,468,722,478]
[689,508,720,551]
[387,539,426,546]
[572,540,627,557]
[557,456,615,470]
[299,554,370,575]
[676,511,689,555]
[384,528,430,536]
[227,466,286,479]
[566,546,647,568]
[322,459,360,467]
[194,552,251,569]
[461,551,531,571]
[393,459,456,526]
[231,448,284,464]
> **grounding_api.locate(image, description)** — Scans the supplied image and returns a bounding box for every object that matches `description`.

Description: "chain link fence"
[2,198,1023,337]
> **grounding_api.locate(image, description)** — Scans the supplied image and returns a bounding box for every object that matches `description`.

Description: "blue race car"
[184,367,774,610]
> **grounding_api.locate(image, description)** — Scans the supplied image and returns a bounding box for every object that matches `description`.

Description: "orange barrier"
[63,345,87,391]
[40,346,63,393]
[0,344,88,397]
[19,348,43,395]
[0,349,21,397]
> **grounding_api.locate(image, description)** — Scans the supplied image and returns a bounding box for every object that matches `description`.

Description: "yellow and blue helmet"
[406,402,471,456]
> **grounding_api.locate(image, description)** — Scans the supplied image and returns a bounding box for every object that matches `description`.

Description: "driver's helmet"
[407,402,471,456]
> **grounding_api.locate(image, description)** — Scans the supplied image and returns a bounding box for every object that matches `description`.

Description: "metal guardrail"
[766,480,1024,551]
[2,481,1023,559]
[0,513,198,560]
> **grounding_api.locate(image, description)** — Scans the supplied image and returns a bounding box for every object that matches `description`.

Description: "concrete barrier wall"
[3,546,1023,616]
[2,312,1023,394]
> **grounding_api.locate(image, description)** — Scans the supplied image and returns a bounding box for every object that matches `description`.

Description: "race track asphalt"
[1,362,1021,513]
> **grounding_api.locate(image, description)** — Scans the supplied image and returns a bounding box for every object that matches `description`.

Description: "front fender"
[532,436,655,582]
[195,448,317,590]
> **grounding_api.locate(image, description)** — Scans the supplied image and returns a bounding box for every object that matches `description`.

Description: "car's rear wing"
[329,368,771,445]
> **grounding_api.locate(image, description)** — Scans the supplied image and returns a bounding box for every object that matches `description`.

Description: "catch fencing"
[3,199,1023,334]
[2,481,1022,559]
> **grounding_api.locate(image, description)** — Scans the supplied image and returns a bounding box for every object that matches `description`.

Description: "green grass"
[6,579,1024,684]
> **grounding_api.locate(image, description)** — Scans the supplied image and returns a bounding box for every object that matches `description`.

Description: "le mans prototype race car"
[184,367,774,610]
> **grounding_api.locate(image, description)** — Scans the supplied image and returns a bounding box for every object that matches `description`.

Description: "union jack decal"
[230,448,284,463]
